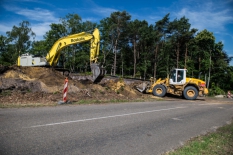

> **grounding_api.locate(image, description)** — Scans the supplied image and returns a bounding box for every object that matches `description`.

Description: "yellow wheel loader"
[136,68,208,100]
[17,28,105,83]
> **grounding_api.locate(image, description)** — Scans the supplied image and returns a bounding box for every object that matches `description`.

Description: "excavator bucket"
[90,63,105,83]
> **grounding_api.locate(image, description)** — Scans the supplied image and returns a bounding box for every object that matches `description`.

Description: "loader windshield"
[169,69,186,84]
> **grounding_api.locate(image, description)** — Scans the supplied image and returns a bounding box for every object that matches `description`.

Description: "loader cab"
[169,69,186,85]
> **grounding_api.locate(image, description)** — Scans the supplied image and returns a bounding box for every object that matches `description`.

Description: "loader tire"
[152,84,166,97]
[183,86,198,100]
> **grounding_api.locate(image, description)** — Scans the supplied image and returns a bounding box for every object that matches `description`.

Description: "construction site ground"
[0,66,232,108]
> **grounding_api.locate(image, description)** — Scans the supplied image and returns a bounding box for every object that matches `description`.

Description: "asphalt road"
[0,99,233,155]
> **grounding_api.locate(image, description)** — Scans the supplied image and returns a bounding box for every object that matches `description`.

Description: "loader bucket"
[136,82,148,93]
[90,63,105,83]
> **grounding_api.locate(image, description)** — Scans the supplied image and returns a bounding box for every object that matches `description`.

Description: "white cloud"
[176,8,233,31]
[0,22,51,40]
[31,22,52,40]
[1,4,59,40]
[0,24,11,34]
[84,0,117,18]
[172,0,233,33]
[16,8,58,22]
[3,5,58,23]
[95,7,117,17]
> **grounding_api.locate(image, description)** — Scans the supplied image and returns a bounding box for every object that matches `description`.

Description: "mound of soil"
[0,66,149,106]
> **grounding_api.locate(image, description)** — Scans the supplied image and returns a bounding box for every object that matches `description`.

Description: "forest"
[0,11,233,95]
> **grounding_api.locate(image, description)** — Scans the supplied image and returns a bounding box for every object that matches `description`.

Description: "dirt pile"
[1,66,65,93]
[0,66,148,106]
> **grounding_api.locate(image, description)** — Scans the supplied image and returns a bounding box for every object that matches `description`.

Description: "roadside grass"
[0,102,57,108]
[0,98,161,108]
[165,120,233,155]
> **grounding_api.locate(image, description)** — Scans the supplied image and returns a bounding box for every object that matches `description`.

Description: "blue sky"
[1,0,233,65]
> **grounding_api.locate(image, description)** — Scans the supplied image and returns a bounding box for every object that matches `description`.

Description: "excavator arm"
[45,28,104,83]
[46,28,100,66]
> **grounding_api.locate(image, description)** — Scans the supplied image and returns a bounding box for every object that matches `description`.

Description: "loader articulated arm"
[45,28,105,83]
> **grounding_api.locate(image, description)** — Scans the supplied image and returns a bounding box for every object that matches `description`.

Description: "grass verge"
[0,102,57,108]
[165,120,233,155]
[0,98,158,108]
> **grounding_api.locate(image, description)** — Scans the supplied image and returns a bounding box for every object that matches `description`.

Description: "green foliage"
[0,35,15,65]
[6,21,36,54]
[0,21,35,65]
[208,83,225,96]
[29,40,47,56]
[135,71,141,78]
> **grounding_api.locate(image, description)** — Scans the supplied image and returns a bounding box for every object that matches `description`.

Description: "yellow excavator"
[136,68,208,100]
[17,28,105,83]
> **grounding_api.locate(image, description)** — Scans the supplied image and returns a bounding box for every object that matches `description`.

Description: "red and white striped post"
[227,91,232,99]
[63,77,68,102]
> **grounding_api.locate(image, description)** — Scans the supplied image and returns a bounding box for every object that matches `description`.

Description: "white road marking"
[29,106,186,128]
[172,117,182,121]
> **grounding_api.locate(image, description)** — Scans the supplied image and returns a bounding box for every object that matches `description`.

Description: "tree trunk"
[153,44,158,79]
[103,50,106,65]
[176,43,179,68]
[133,39,136,78]
[207,51,211,89]
[121,52,124,77]
[154,62,157,80]
[113,39,118,76]
[185,44,188,68]
[198,49,202,71]
[144,60,147,80]
[198,56,201,71]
